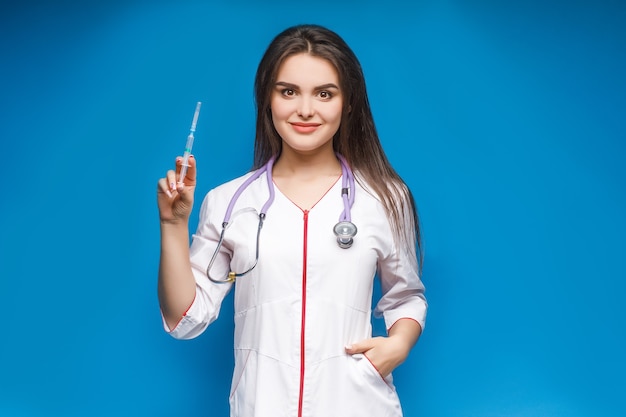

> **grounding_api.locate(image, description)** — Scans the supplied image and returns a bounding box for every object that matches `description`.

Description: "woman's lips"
[290,122,320,133]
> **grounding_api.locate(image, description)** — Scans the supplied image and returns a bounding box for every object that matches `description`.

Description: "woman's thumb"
[345,339,374,354]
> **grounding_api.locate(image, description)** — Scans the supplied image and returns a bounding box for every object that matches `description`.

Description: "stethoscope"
[207,153,358,284]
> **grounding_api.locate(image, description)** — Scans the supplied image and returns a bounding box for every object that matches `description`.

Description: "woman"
[157,24,427,417]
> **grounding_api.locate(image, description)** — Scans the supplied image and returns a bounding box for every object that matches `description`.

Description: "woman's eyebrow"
[314,83,340,90]
[275,81,340,90]
[275,81,298,89]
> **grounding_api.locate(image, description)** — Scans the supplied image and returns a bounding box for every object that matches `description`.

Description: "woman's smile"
[290,122,321,133]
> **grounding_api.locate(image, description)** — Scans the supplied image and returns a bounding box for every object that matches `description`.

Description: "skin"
[156,156,197,330]
[156,53,421,378]
[270,53,345,208]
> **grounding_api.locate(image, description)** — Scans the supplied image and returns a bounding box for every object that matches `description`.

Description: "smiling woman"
[156,24,426,417]
[270,53,344,158]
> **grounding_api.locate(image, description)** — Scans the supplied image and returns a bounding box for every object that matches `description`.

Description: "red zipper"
[298,209,309,417]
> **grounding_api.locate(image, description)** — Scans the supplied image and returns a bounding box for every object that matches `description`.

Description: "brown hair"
[253,24,423,271]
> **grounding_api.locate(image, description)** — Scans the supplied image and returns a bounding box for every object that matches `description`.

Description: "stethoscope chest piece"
[334,221,357,249]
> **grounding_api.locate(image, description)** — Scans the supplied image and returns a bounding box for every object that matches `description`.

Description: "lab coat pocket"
[344,354,402,417]
[355,353,395,389]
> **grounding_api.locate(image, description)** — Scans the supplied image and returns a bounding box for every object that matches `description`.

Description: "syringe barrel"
[184,134,194,154]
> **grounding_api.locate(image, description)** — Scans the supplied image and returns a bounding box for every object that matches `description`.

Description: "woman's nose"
[296,97,314,118]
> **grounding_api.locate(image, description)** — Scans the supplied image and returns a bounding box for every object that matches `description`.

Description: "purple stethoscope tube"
[207,153,358,283]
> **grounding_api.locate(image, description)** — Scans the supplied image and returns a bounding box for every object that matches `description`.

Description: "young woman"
[157,24,427,417]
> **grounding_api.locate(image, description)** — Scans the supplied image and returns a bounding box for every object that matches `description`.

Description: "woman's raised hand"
[157,155,197,224]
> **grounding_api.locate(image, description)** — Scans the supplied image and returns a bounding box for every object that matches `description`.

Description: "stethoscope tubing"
[207,153,355,283]
[336,153,355,223]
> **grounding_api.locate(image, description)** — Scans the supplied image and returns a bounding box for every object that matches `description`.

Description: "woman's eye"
[282,89,295,97]
[319,91,333,99]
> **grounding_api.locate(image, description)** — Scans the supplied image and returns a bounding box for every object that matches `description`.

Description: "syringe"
[178,101,202,185]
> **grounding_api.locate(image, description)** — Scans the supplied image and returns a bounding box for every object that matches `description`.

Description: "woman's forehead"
[275,53,339,86]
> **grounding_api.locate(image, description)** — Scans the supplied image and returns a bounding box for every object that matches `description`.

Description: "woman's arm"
[345,188,427,377]
[156,156,197,330]
[158,221,196,330]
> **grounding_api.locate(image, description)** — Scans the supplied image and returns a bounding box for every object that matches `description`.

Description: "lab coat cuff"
[384,307,426,333]
[161,295,204,340]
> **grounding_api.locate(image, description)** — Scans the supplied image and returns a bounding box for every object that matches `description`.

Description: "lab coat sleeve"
[373,198,427,333]
[163,189,234,340]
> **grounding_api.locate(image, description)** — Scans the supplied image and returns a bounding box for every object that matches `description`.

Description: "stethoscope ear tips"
[334,221,358,249]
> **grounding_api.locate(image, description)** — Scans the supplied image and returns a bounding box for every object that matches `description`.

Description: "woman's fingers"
[156,157,197,223]
[175,155,197,187]
[157,177,173,198]
[345,338,375,354]
[157,168,183,201]
[166,168,178,194]
[184,155,197,185]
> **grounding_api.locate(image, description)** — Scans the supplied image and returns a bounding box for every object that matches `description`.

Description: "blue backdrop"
[1,1,624,416]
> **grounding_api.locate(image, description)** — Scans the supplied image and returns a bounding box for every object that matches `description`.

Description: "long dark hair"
[253,24,423,271]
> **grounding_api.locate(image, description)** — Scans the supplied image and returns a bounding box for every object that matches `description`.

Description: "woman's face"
[270,53,343,156]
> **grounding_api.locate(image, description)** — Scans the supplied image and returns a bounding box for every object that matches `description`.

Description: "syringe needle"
[190,101,201,132]
[178,101,202,185]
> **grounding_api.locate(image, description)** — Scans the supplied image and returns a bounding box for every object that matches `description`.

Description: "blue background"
[1,1,624,416]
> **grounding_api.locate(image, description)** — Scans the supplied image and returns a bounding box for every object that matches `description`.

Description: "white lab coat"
[163,168,427,417]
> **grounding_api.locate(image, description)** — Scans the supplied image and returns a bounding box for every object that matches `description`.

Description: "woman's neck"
[272,148,341,180]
